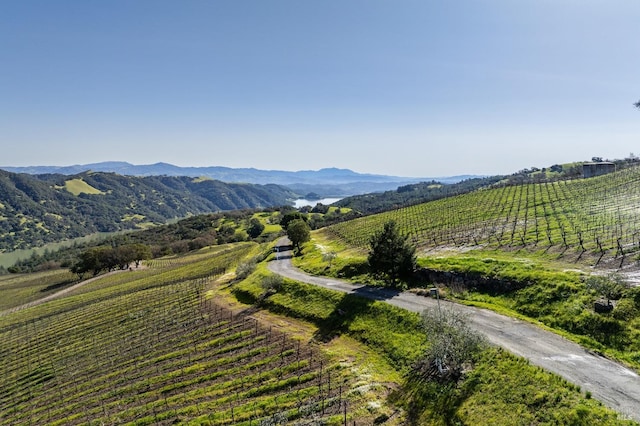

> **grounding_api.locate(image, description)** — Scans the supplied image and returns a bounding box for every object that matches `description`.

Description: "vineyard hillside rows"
[327,165,640,269]
[0,244,368,425]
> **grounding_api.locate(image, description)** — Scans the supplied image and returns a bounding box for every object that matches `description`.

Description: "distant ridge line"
[0,161,479,186]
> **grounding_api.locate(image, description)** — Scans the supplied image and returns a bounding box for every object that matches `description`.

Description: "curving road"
[268,239,640,422]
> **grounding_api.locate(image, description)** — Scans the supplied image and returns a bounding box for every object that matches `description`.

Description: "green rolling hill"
[0,170,297,252]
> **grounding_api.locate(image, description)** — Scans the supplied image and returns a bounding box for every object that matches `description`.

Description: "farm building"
[583,162,615,178]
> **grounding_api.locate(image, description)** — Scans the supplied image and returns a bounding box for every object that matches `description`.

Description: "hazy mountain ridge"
[0,170,297,252]
[0,162,486,251]
[0,162,479,195]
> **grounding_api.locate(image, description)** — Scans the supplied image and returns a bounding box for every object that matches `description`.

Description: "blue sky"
[1,1,639,177]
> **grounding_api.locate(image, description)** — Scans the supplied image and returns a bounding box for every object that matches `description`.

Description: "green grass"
[328,205,352,213]
[399,348,631,425]
[121,213,145,221]
[230,262,633,424]
[250,211,282,235]
[418,253,584,291]
[289,233,374,283]
[191,176,212,183]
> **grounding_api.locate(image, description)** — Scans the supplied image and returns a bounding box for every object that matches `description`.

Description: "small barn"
[583,162,616,178]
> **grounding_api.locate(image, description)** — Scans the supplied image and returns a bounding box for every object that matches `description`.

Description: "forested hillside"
[0,170,296,252]
[335,176,505,214]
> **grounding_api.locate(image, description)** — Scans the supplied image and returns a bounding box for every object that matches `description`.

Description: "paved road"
[268,239,640,422]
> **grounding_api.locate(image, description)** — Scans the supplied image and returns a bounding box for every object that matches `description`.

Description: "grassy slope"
[63,178,104,195]
[212,271,406,424]
[231,260,632,425]
[301,228,640,369]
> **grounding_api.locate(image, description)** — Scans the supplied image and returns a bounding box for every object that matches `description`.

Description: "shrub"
[235,259,257,280]
[613,299,637,321]
[585,273,627,304]
[261,275,283,294]
[413,307,486,383]
[627,286,640,308]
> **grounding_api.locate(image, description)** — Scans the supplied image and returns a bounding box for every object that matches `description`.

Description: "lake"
[293,198,342,208]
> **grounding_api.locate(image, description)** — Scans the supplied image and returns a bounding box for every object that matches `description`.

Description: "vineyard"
[0,269,77,311]
[327,165,640,266]
[0,244,354,425]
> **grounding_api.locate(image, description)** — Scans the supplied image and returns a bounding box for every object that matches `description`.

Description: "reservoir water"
[293,198,342,208]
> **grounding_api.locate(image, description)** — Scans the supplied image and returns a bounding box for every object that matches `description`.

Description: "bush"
[413,307,486,383]
[585,273,627,304]
[246,218,265,239]
[261,275,283,294]
[235,259,257,280]
[627,286,640,308]
[613,299,637,321]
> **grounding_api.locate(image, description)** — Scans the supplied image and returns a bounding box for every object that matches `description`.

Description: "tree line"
[70,243,152,277]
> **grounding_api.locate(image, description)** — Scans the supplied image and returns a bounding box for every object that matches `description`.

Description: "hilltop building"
[583,162,615,178]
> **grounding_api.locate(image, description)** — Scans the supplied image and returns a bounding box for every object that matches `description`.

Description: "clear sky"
[1,1,639,177]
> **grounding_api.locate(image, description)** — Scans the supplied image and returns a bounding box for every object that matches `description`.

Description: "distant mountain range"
[0,162,483,252]
[0,162,480,197]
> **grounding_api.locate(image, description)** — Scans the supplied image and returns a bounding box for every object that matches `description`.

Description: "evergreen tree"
[368,220,416,284]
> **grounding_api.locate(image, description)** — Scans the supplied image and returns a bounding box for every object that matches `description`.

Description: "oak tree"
[247,217,265,239]
[286,219,311,253]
